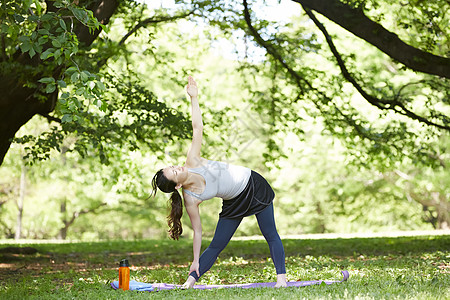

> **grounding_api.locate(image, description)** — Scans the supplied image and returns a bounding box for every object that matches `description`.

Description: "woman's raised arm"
[185,76,204,166]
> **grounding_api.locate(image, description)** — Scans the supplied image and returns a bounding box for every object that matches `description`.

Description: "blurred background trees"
[0,0,448,240]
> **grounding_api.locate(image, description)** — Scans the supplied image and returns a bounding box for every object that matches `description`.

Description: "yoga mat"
[111,270,349,291]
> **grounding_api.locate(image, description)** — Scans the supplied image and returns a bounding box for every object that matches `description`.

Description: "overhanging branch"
[243,0,380,142]
[302,7,450,131]
[291,0,450,79]
[243,0,450,146]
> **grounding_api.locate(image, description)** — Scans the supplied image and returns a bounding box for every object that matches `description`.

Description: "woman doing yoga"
[151,76,287,288]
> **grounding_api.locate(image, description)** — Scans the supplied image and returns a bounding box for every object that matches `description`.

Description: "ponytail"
[151,169,183,240]
[167,190,183,240]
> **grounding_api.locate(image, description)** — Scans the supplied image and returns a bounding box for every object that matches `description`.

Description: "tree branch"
[75,0,119,47]
[66,202,107,228]
[243,0,382,142]
[119,11,196,46]
[302,7,450,131]
[39,113,62,124]
[243,0,310,93]
[244,0,450,133]
[291,0,450,79]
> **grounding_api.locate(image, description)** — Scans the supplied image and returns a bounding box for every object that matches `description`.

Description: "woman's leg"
[255,203,286,282]
[189,216,243,281]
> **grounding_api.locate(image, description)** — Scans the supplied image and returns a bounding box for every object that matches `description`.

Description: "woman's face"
[162,165,188,185]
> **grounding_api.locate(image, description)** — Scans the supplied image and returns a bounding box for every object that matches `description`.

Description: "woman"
[151,76,287,288]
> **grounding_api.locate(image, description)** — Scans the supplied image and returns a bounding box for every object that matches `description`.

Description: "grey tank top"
[183,160,251,201]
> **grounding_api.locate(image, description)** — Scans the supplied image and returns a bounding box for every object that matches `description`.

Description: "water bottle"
[118,259,130,290]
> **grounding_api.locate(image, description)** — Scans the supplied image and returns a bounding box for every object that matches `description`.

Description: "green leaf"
[71,72,80,83]
[40,48,54,60]
[61,114,73,123]
[45,84,56,93]
[52,39,62,48]
[59,19,67,31]
[75,88,84,96]
[60,92,70,99]
[38,29,49,35]
[96,81,106,91]
[33,43,42,53]
[80,71,89,81]
[38,77,55,84]
[57,80,67,88]
[41,14,54,22]
[71,8,88,23]
[38,36,48,45]
[64,49,73,60]
[74,98,82,108]
[54,49,61,60]
[66,66,77,73]
[28,47,36,58]
[20,41,32,53]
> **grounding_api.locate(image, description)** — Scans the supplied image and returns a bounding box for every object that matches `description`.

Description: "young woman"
[151,76,287,288]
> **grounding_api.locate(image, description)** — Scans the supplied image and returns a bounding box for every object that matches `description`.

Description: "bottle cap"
[119,259,129,267]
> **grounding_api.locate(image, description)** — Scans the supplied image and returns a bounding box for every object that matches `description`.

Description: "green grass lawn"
[0,234,449,299]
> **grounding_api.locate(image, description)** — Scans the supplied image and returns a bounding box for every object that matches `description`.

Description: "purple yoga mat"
[111,270,349,291]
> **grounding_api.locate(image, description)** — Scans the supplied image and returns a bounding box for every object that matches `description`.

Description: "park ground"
[0,230,449,299]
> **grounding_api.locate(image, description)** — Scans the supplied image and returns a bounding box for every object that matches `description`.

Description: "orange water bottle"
[118,259,130,290]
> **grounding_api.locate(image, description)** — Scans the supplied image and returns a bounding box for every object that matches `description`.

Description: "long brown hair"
[151,169,183,240]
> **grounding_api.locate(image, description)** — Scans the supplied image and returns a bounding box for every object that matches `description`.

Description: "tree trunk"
[58,200,68,240]
[407,190,449,230]
[0,0,119,166]
[57,203,107,240]
[14,161,26,240]
[0,66,59,166]
[431,192,449,230]
[315,202,326,233]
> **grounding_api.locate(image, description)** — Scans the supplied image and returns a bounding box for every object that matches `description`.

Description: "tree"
[239,0,449,157]
[0,0,195,166]
[1,0,448,166]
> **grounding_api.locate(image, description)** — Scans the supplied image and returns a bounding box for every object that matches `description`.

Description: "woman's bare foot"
[181,275,196,289]
[274,273,287,288]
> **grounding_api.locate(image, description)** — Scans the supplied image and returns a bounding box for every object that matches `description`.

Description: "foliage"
[1,0,448,165]
[1,0,195,164]
[0,234,449,299]
[236,0,449,167]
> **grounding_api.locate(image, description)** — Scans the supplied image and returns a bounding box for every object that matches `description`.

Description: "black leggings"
[189,203,286,281]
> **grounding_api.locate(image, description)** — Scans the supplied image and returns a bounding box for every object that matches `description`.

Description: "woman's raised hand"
[186,76,198,98]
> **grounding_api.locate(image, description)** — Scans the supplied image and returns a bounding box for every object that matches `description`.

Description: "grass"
[0,234,449,299]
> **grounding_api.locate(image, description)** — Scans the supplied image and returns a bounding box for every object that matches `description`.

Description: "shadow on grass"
[0,235,448,279]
